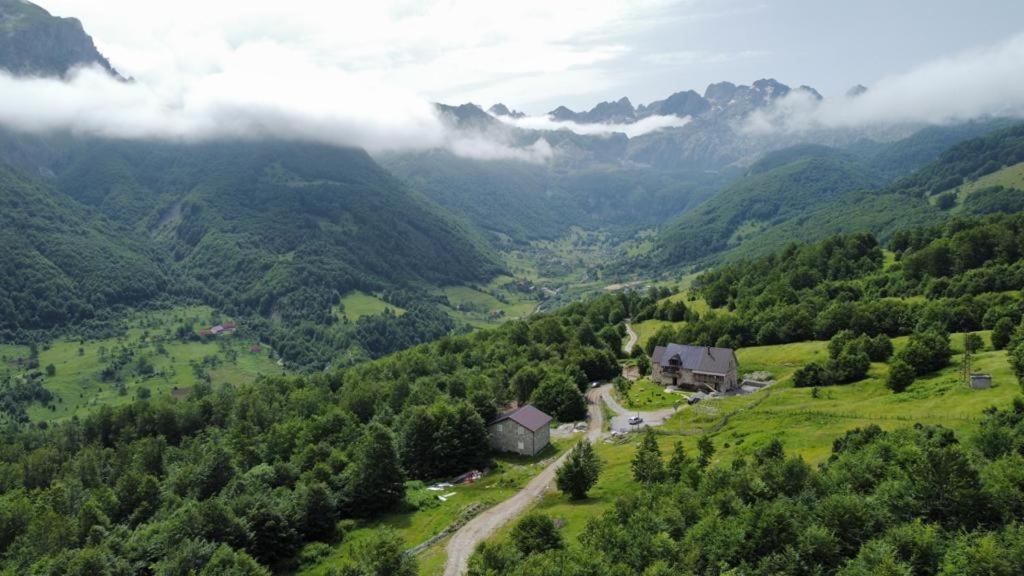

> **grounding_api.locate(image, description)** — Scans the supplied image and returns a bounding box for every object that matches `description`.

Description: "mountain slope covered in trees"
[0,163,167,338]
[645,120,1023,270]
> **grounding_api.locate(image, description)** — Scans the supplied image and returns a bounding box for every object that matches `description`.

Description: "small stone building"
[969,373,992,389]
[488,405,552,456]
[651,344,739,393]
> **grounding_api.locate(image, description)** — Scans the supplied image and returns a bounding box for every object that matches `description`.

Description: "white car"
[628,415,643,425]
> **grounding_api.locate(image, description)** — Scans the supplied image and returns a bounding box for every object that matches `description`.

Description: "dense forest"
[0,286,645,574]
[0,134,503,369]
[645,119,1021,269]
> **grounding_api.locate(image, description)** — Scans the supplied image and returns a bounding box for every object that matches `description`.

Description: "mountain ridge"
[0,0,121,78]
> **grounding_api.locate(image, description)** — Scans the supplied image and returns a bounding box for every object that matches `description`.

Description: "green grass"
[1,306,283,423]
[630,319,673,350]
[619,377,686,410]
[336,291,405,321]
[949,161,1024,200]
[482,436,641,553]
[459,332,1023,576]
[437,284,539,330]
[298,438,578,576]
[478,331,1022,557]
[628,292,715,350]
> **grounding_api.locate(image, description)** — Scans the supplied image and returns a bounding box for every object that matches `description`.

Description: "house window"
[517,426,524,435]
[496,423,503,432]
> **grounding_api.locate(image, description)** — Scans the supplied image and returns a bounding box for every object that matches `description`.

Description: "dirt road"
[623,321,638,354]
[442,387,606,576]
[599,385,680,432]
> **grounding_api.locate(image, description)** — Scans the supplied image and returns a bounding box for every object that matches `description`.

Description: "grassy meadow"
[0,306,282,424]
[335,291,406,321]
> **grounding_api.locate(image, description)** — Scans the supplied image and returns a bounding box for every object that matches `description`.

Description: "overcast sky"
[41,0,1024,113]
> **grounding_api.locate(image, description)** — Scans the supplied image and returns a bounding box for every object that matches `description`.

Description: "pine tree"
[697,436,715,469]
[632,428,665,485]
[666,441,696,485]
[556,440,601,500]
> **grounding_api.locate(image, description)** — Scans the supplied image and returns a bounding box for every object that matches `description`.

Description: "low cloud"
[745,34,1024,134]
[497,113,691,138]
[0,43,555,162]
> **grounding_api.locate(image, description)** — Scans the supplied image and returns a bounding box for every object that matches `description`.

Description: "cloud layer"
[497,114,691,138]
[745,34,1024,134]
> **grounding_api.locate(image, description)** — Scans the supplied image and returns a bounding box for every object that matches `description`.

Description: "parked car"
[628,415,643,425]
[590,381,601,388]
[687,392,708,405]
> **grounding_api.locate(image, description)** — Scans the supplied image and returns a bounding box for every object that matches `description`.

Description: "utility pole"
[962,346,972,386]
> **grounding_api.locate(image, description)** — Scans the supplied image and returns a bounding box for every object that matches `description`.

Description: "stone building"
[650,344,739,393]
[488,405,552,456]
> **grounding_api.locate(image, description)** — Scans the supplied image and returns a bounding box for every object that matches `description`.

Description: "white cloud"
[745,33,1024,134]
[0,0,690,161]
[498,113,691,138]
[43,0,680,109]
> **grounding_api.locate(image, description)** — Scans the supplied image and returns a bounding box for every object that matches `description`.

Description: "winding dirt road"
[623,321,638,354]
[442,385,683,574]
[442,387,606,576]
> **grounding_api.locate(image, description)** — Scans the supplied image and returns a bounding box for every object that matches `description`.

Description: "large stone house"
[651,344,739,393]
[488,405,552,456]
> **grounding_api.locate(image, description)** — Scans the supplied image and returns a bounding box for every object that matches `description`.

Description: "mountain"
[648,146,880,266]
[644,120,1024,270]
[488,103,524,118]
[379,148,735,245]
[545,79,797,125]
[0,162,166,337]
[43,138,499,317]
[468,78,909,172]
[0,0,120,78]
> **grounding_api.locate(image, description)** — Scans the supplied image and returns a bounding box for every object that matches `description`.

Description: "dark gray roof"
[491,405,552,431]
[652,344,737,375]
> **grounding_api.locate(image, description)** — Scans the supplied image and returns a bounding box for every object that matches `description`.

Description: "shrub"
[887,360,915,393]
[897,330,952,375]
[794,362,832,388]
[964,333,984,354]
[991,317,1014,350]
[512,514,563,556]
[866,334,894,362]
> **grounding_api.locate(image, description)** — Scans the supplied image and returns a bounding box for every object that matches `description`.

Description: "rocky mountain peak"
[846,84,868,98]
[0,0,122,79]
[488,103,525,118]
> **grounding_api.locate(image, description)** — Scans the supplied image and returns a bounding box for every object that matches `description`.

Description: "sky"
[3,0,1024,159]
[42,0,1024,112]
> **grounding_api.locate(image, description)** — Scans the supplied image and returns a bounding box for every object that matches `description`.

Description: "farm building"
[488,405,552,456]
[970,373,992,389]
[651,343,739,393]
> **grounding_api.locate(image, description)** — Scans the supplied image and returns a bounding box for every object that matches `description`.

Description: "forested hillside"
[0,134,503,368]
[0,278,643,574]
[0,165,167,338]
[645,120,1024,270]
[650,213,1024,352]
[380,150,734,245]
[5,209,1024,575]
